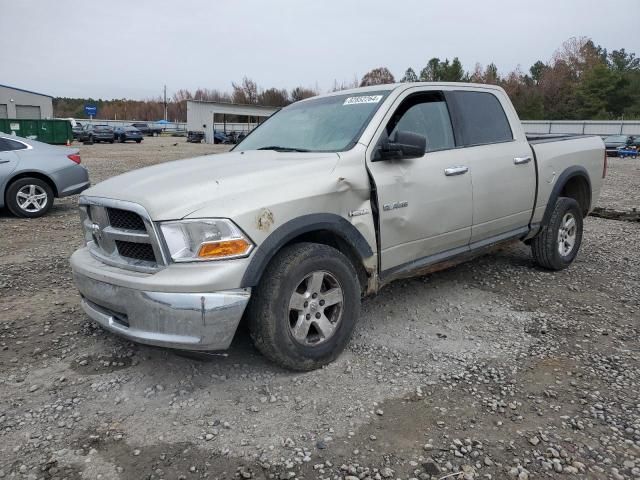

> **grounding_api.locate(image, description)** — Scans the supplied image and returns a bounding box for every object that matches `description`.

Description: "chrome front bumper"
[72,271,251,351]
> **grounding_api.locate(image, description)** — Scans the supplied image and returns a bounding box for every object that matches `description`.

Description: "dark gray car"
[114,126,143,143]
[0,135,90,218]
[78,124,115,144]
[603,135,638,156]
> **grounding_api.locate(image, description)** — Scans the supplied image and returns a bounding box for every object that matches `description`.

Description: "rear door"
[366,90,473,272]
[0,138,24,190]
[446,90,535,242]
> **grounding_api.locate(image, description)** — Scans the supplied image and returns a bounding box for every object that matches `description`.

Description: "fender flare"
[240,213,374,288]
[541,166,591,227]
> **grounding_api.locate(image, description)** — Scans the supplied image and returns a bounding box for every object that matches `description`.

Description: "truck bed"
[527,134,605,228]
[527,133,596,144]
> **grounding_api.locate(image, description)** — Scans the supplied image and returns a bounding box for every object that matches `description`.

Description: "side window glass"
[0,138,26,151]
[6,139,27,150]
[453,91,513,146]
[387,94,455,153]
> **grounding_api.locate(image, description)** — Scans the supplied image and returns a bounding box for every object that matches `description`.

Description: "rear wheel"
[247,243,361,371]
[6,177,54,218]
[531,197,583,270]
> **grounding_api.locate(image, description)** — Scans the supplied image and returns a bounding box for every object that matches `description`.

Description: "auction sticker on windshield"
[343,95,383,105]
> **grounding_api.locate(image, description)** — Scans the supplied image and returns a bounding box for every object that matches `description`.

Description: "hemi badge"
[383,201,408,211]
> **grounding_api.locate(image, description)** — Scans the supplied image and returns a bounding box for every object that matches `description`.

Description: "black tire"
[531,197,583,271]
[247,242,361,371]
[6,177,54,218]
[119,135,125,143]
[109,139,114,144]
[87,135,94,145]
[135,139,142,144]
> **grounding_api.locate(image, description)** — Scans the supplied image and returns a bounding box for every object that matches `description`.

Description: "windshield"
[236,91,390,152]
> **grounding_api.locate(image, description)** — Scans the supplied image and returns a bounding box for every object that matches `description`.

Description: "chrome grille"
[79,197,166,272]
[115,240,156,262]
[107,208,146,231]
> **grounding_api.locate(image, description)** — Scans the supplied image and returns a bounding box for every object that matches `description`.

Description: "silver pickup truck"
[70,83,605,370]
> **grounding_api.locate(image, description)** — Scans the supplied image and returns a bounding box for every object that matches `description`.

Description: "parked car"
[0,134,90,218]
[70,83,605,370]
[114,126,143,143]
[72,121,83,140]
[186,131,204,143]
[225,131,248,144]
[79,124,115,144]
[603,135,638,156]
[130,123,162,137]
[213,130,232,144]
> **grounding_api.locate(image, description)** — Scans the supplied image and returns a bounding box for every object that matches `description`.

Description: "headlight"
[159,219,253,262]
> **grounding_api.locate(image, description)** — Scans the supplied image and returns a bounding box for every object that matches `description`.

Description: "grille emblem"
[90,222,102,240]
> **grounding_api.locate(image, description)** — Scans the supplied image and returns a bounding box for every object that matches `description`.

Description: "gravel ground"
[0,137,638,480]
[597,156,640,213]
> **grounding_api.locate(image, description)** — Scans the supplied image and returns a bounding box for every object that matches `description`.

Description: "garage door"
[0,104,7,119]
[15,105,41,119]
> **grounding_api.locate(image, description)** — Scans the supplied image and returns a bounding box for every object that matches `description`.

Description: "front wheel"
[531,197,583,270]
[247,243,361,371]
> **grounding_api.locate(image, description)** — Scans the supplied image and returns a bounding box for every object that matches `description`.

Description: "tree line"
[53,37,640,122]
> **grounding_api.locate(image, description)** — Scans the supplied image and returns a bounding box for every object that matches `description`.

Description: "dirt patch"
[591,206,640,222]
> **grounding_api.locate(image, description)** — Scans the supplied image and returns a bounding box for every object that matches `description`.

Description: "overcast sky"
[1,0,638,100]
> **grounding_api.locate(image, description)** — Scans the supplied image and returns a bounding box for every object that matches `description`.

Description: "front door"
[366,91,473,273]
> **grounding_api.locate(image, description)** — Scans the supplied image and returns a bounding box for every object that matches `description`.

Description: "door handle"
[444,166,469,176]
[0,160,10,164]
[514,156,532,165]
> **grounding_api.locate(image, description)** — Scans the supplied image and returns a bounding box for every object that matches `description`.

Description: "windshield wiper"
[257,146,310,152]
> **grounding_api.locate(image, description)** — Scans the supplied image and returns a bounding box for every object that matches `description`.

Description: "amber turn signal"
[197,239,251,259]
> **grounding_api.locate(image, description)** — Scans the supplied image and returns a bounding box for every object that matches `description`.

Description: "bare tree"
[258,88,290,107]
[290,87,317,102]
[359,67,395,86]
[232,77,259,104]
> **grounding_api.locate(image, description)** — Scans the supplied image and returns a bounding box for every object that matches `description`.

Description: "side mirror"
[376,131,426,161]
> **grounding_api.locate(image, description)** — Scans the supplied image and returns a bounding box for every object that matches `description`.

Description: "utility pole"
[163,85,168,121]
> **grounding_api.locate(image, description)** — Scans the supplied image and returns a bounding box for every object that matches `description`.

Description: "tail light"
[602,151,607,178]
[68,154,81,164]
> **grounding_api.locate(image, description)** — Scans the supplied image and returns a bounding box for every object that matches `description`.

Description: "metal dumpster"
[0,119,72,145]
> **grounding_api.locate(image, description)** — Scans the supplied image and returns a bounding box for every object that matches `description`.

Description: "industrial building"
[0,84,53,119]
[187,100,277,143]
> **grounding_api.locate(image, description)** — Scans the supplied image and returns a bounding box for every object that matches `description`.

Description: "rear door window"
[450,91,513,146]
[0,138,28,151]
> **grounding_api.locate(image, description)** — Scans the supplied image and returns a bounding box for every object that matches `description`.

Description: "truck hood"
[83,150,340,220]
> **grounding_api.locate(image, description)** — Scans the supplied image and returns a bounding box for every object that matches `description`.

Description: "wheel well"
[559,175,590,217]
[6,172,58,199]
[282,230,369,293]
